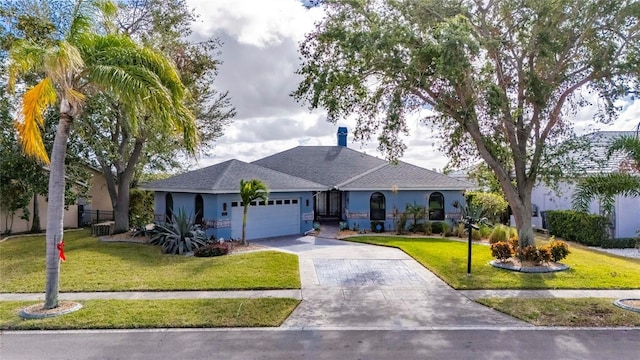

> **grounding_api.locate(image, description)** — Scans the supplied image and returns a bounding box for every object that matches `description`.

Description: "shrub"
[464,191,508,223]
[508,236,519,251]
[129,189,154,229]
[546,210,608,246]
[489,225,508,244]
[472,229,481,241]
[194,242,230,257]
[479,225,492,239]
[409,222,423,233]
[423,221,432,235]
[600,237,637,249]
[490,241,512,261]
[546,240,571,262]
[443,222,455,237]
[431,221,445,234]
[149,209,208,255]
[519,245,551,264]
[456,223,466,238]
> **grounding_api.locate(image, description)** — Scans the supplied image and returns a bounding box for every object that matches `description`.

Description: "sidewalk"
[3,289,637,302]
[0,290,302,301]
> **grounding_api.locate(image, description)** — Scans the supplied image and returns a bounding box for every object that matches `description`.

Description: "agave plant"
[150,209,208,255]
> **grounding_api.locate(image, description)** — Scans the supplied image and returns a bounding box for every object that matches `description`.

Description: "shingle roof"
[252,146,387,187]
[140,159,326,193]
[339,161,475,190]
[584,131,638,174]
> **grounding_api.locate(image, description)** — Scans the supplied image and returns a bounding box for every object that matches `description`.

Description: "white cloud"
[185,0,640,175]
[188,0,323,47]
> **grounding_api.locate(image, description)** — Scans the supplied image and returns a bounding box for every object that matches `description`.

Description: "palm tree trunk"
[242,205,248,245]
[44,113,72,309]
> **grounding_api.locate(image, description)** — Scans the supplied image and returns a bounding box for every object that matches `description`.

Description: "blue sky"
[184,0,640,171]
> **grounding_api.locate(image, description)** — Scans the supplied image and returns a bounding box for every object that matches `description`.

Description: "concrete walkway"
[251,227,528,329]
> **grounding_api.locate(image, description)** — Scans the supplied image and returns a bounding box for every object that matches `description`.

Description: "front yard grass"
[347,236,640,289]
[476,298,640,327]
[0,298,300,330]
[0,230,300,292]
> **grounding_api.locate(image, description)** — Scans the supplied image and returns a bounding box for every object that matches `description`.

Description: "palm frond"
[7,40,47,91]
[15,78,57,163]
[606,135,640,167]
[572,173,640,213]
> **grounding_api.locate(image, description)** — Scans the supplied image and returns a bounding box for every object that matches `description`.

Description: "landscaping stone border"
[19,301,83,319]
[489,260,569,273]
[613,299,640,313]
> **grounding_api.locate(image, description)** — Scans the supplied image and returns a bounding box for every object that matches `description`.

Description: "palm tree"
[7,0,196,310]
[239,179,269,245]
[573,135,640,215]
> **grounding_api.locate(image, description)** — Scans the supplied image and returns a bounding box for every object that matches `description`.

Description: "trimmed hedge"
[546,210,608,246]
[601,237,638,249]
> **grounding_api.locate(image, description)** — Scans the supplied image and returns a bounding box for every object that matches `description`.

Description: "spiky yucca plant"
[150,209,208,255]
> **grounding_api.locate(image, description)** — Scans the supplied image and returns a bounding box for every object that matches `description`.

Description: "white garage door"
[231,199,300,240]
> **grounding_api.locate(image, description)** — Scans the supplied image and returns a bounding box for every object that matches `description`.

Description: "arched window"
[165,193,173,223]
[428,192,445,221]
[195,194,204,225]
[370,192,386,220]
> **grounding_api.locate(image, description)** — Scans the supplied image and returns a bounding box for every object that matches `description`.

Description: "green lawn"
[347,236,640,289]
[476,298,640,327]
[0,298,300,330]
[0,230,300,292]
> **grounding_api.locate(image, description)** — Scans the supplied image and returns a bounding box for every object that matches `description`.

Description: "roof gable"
[141,159,326,193]
[252,146,386,187]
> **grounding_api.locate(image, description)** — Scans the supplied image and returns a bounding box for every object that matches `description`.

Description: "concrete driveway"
[253,229,528,330]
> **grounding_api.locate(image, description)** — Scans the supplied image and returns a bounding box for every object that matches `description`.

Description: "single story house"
[531,131,640,238]
[142,128,474,241]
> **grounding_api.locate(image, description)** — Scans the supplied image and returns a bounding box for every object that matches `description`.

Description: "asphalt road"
[2,328,639,360]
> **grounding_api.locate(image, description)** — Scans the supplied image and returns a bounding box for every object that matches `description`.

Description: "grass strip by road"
[346,236,640,289]
[0,230,300,292]
[0,298,300,330]
[476,298,640,327]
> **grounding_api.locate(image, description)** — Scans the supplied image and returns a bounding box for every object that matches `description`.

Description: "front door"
[315,190,342,219]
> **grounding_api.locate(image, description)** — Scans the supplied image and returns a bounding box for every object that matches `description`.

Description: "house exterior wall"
[344,190,465,232]
[153,191,316,240]
[531,182,640,238]
[1,195,78,234]
[86,171,113,211]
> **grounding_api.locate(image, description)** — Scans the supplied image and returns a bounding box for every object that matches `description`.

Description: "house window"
[532,204,539,217]
[195,194,204,225]
[306,199,309,207]
[222,202,228,216]
[232,201,238,207]
[284,200,290,204]
[268,200,274,205]
[292,199,298,204]
[259,201,266,206]
[276,200,283,205]
[165,193,173,223]
[370,192,386,220]
[428,192,445,221]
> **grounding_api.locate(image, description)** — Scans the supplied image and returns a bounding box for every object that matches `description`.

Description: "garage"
[231,198,301,240]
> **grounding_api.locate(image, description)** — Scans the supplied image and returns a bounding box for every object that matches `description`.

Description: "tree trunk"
[113,176,131,233]
[502,184,535,249]
[44,113,72,309]
[241,206,248,245]
[30,192,41,233]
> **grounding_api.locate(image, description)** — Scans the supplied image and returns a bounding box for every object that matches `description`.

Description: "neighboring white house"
[530,131,640,238]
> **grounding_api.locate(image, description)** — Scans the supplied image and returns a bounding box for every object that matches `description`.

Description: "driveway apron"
[254,229,527,329]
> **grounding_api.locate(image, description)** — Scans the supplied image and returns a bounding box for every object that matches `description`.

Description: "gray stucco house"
[142,128,474,240]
